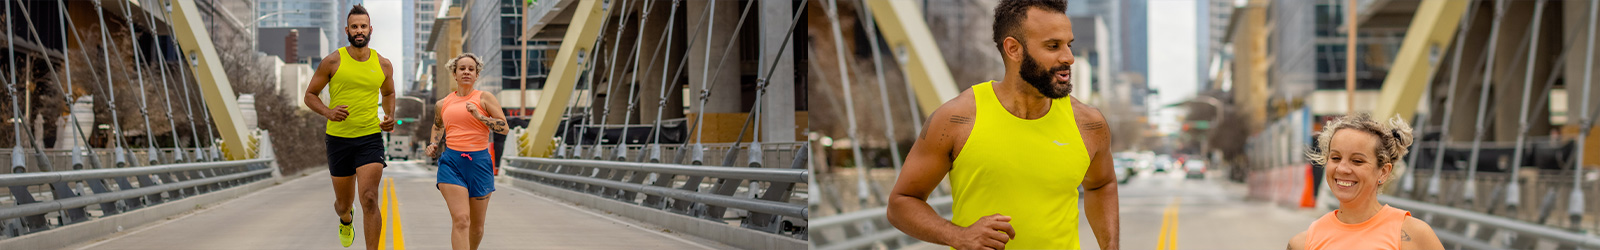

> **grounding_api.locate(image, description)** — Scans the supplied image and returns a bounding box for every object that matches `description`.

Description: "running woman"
[426,53,509,250]
[303,4,397,249]
[1290,113,1444,250]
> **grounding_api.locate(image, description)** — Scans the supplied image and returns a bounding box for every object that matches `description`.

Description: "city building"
[256,0,339,57]
[257,27,329,64]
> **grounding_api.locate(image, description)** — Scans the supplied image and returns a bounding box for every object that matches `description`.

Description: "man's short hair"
[993,0,1068,53]
[348,4,368,20]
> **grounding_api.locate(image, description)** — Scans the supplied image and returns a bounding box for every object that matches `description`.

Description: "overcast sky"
[1148,0,1198,135]
[354,0,405,94]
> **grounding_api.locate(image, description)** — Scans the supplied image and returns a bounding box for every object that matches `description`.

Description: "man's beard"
[348,34,369,48]
[1018,47,1072,99]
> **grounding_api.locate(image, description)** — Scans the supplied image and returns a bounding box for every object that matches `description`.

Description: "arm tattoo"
[1401,229,1411,241]
[472,111,510,134]
[484,119,510,134]
[1081,121,1107,131]
[949,115,973,125]
[434,112,445,128]
[431,125,445,145]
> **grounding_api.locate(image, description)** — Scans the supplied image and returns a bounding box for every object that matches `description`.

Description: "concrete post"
[638,0,685,125]
[1489,1,1539,142]
[1444,4,1492,142]
[601,13,639,125]
[687,0,742,116]
[760,1,796,142]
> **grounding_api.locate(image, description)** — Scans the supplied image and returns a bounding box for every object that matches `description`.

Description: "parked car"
[1152,155,1172,172]
[1185,160,1207,179]
[1114,158,1136,184]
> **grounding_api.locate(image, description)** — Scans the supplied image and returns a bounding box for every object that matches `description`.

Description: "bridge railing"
[809,196,952,250]
[1,147,223,173]
[1381,195,1600,249]
[0,156,274,238]
[504,141,811,240]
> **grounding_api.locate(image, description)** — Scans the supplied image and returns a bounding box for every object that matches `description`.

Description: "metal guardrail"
[0,167,271,220]
[508,156,808,183]
[0,157,275,238]
[1393,168,1598,234]
[810,196,953,250]
[1,147,221,172]
[1380,195,1600,249]
[506,141,811,239]
[504,165,805,218]
[0,158,272,187]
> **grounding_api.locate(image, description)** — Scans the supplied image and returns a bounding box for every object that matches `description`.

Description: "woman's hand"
[464,102,510,134]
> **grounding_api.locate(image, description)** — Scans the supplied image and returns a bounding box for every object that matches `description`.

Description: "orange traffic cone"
[1300,164,1316,208]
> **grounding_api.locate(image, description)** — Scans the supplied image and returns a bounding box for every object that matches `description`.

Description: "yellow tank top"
[950,81,1091,249]
[325,47,384,138]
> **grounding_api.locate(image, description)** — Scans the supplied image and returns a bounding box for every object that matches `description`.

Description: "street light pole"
[1346,0,1357,111]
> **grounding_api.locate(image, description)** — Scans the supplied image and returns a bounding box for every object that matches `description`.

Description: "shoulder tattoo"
[949,115,973,125]
[1081,121,1106,131]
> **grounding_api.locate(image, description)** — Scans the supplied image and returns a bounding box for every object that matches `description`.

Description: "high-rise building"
[257,0,340,57]
[1120,0,1148,78]
[1304,0,1405,118]
[217,0,258,29]
[459,0,501,92]
[1267,0,1316,100]
[1065,0,1149,112]
[413,0,441,91]
[462,0,557,116]
[402,0,416,91]
[1200,0,1234,91]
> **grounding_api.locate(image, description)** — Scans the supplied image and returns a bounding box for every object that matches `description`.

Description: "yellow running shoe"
[339,210,354,247]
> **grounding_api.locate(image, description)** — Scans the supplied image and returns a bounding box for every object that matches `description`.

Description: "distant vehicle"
[1153,155,1172,172]
[385,135,413,161]
[1185,160,1207,179]
[1114,158,1136,184]
[1137,151,1156,171]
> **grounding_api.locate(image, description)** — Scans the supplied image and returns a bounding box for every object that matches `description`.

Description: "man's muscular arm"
[1076,102,1120,250]
[305,53,345,121]
[888,91,1014,250]
[378,57,397,131]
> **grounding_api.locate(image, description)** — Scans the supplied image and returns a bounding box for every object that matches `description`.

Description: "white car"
[1114,158,1136,184]
[1185,160,1207,179]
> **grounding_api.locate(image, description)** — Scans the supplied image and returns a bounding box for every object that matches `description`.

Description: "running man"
[425,53,509,250]
[886,1,1120,249]
[303,4,397,249]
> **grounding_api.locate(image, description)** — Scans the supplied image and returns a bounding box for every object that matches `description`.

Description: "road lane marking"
[1167,197,1179,250]
[1155,197,1180,250]
[388,178,406,250]
[379,178,390,249]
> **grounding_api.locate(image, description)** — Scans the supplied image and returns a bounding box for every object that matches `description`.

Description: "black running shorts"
[326,133,387,177]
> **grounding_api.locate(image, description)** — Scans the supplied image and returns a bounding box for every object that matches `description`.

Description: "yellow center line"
[390,178,406,250]
[1167,198,1179,250]
[379,178,389,250]
[1155,197,1181,250]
